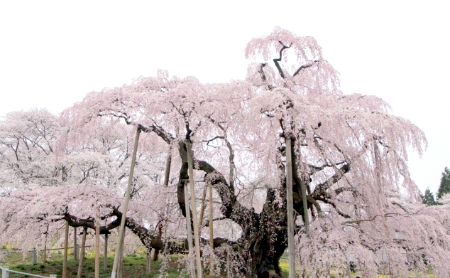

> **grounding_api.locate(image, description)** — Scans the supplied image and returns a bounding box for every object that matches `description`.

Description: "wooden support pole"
[146,249,151,274]
[44,233,48,263]
[186,140,203,278]
[62,221,69,278]
[163,147,172,187]
[104,233,109,271]
[95,209,100,278]
[198,185,208,230]
[300,177,309,234]
[117,243,124,278]
[184,181,196,277]
[153,147,172,262]
[77,227,87,278]
[209,182,214,275]
[74,227,78,261]
[226,245,231,278]
[32,247,37,264]
[111,126,141,278]
[286,137,296,278]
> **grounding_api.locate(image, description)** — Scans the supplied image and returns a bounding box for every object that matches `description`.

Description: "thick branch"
[292,60,319,77]
[273,41,291,79]
[315,197,351,219]
[341,212,400,226]
[311,167,349,198]
[140,123,174,144]
[64,213,119,235]
[198,160,255,228]
[259,63,267,82]
[110,207,164,250]
[335,187,361,197]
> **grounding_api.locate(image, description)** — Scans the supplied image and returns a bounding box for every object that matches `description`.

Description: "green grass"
[1,249,244,278]
[2,251,187,278]
[2,250,437,278]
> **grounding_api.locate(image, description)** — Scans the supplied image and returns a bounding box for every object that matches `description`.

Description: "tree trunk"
[240,189,288,277]
[175,141,292,277]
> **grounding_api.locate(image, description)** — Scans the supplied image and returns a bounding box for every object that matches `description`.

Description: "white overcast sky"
[0,1,449,195]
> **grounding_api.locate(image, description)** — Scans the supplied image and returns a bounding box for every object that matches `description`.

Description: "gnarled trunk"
[176,140,292,277]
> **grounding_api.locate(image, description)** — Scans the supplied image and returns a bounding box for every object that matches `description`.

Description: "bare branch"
[203,216,227,227]
[273,41,291,79]
[315,197,351,219]
[335,187,361,197]
[311,168,348,198]
[341,212,400,226]
[202,136,224,145]
[259,63,267,82]
[292,60,319,77]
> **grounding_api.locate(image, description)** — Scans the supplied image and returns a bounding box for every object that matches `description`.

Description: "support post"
[111,126,141,278]
[44,237,47,263]
[226,245,231,278]
[117,246,124,278]
[153,147,172,262]
[63,221,69,278]
[286,137,296,278]
[104,233,109,271]
[146,249,151,274]
[209,182,214,275]
[184,181,196,278]
[32,247,37,264]
[74,227,78,261]
[198,186,208,231]
[95,209,100,278]
[77,227,87,278]
[186,140,202,278]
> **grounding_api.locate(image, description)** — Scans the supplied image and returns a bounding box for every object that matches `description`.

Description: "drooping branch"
[307,196,321,217]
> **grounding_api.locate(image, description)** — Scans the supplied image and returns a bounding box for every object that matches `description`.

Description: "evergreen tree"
[422,187,437,206]
[437,167,450,199]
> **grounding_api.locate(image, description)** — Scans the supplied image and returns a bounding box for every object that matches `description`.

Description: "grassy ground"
[2,250,281,278]
[2,252,188,278]
[1,250,435,278]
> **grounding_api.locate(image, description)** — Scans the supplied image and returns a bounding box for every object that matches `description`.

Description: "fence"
[0,266,56,278]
